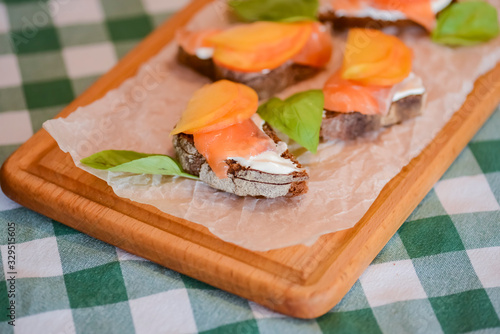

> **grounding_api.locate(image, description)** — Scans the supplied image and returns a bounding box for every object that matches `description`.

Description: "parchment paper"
[43,1,500,251]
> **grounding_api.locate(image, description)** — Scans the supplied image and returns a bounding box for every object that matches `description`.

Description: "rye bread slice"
[177,47,320,100]
[319,11,420,30]
[318,1,454,31]
[320,94,424,140]
[172,124,309,198]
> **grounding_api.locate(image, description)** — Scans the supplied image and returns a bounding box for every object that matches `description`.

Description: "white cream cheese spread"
[227,114,300,175]
[391,72,426,102]
[321,72,425,116]
[195,47,214,59]
[229,142,299,175]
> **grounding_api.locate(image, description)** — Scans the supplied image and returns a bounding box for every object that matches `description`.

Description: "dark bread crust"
[172,127,309,198]
[320,94,424,140]
[319,11,420,30]
[262,123,303,168]
[177,47,320,100]
[177,46,215,79]
[172,132,205,176]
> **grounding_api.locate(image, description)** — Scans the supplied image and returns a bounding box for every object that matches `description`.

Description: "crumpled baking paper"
[43,1,500,251]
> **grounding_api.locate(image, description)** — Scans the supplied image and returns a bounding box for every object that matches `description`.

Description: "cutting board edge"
[0,156,356,318]
[0,0,499,317]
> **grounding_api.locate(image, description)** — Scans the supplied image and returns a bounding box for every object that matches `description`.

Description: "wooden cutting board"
[1,0,500,319]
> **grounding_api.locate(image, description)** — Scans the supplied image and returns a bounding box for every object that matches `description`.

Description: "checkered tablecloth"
[1,0,500,333]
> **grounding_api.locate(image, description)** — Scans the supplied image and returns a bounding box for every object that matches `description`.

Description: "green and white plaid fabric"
[1,0,499,333]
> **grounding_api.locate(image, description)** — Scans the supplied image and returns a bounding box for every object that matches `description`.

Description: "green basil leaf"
[80,150,199,180]
[228,0,318,23]
[258,90,324,153]
[432,1,500,46]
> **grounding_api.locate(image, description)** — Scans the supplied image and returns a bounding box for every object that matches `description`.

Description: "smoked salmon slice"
[193,119,275,178]
[175,28,221,56]
[323,71,392,115]
[374,0,435,31]
[330,0,436,31]
[292,22,333,68]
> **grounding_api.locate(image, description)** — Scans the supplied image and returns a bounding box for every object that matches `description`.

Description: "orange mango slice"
[196,83,258,133]
[208,22,313,72]
[170,80,258,135]
[292,22,333,68]
[323,71,392,115]
[341,29,412,87]
[208,22,311,52]
[175,28,221,55]
[193,119,275,178]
